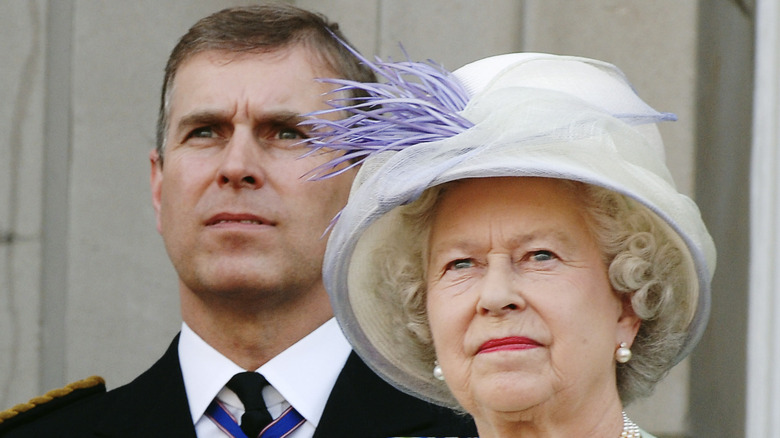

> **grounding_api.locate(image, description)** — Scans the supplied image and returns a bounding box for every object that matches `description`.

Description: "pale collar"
[179,318,351,427]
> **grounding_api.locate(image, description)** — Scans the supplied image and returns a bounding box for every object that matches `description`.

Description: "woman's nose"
[476,260,525,315]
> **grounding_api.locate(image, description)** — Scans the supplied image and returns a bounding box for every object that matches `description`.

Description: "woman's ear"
[616,295,641,347]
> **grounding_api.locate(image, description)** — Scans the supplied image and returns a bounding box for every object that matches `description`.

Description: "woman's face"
[425,177,638,424]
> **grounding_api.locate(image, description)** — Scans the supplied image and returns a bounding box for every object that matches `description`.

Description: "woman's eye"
[446,258,474,271]
[529,250,556,262]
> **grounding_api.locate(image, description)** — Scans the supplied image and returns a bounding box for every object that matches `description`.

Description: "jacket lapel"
[93,335,197,437]
[314,351,474,437]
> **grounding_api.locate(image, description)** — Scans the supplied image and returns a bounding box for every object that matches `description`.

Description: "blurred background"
[2,1,776,436]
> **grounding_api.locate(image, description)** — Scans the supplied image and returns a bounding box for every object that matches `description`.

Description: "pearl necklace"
[620,411,642,437]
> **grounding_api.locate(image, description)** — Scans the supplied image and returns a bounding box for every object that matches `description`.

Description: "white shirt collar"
[179,318,351,427]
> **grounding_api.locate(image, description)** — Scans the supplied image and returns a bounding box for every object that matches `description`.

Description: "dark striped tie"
[226,372,272,438]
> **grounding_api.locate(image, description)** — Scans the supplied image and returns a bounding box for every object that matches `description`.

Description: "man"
[0,5,476,437]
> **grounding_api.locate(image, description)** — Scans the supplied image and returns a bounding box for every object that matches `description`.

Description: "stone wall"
[1,1,749,435]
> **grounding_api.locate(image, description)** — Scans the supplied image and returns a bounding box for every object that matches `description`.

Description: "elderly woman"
[304,53,715,437]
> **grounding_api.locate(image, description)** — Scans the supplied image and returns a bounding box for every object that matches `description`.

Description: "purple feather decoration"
[299,49,473,179]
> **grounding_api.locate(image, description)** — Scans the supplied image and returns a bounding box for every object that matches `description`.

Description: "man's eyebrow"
[259,111,308,127]
[175,110,230,130]
[175,110,306,128]
[266,111,303,121]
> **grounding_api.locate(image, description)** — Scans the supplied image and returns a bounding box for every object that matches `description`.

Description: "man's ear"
[149,149,163,234]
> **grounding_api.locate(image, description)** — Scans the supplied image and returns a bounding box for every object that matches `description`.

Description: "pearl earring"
[615,342,632,363]
[433,360,445,381]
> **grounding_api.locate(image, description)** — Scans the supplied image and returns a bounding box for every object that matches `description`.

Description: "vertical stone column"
[690,1,753,436]
[746,0,780,435]
[0,0,47,405]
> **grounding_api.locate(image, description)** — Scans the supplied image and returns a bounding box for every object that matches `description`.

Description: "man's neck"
[180,286,334,370]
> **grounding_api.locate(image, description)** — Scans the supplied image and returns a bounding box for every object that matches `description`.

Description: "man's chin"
[189,274,310,300]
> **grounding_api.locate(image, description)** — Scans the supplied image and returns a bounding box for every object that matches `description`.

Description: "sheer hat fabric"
[320,53,716,408]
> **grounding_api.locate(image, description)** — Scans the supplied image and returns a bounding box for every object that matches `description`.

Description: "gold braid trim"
[0,376,105,423]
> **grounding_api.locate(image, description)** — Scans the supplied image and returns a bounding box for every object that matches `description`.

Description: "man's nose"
[216,131,266,189]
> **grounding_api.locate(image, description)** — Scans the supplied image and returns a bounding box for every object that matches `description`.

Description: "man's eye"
[446,258,474,271]
[187,127,217,139]
[276,127,306,140]
[529,250,556,262]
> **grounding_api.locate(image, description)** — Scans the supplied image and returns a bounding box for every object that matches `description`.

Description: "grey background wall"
[0,1,754,436]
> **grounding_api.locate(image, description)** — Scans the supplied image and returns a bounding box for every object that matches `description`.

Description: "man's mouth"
[206,213,274,227]
[212,219,264,225]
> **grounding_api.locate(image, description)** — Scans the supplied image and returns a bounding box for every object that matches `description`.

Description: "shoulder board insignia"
[0,376,106,430]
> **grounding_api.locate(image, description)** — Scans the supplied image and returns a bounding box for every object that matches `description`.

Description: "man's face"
[151,47,355,308]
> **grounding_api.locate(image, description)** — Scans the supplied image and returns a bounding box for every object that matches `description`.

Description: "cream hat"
[307,53,716,407]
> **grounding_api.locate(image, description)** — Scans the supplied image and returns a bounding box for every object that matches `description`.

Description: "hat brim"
[324,91,714,407]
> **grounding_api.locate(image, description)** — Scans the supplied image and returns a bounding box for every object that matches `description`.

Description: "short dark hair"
[156,3,376,160]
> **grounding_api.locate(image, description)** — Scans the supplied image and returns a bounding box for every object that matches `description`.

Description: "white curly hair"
[373,177,697,406]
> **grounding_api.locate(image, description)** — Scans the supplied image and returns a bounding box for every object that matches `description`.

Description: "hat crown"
[453,53,674,162]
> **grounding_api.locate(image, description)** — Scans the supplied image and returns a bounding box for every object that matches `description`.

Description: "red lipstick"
[478,337,541,354]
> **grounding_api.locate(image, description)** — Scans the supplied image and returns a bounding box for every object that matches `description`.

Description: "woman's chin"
[459,373,554,418]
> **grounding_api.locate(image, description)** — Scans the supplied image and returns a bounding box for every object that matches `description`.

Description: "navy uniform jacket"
[0,335,476,437]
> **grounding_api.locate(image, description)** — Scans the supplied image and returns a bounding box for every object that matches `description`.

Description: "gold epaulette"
[0,376,106,426]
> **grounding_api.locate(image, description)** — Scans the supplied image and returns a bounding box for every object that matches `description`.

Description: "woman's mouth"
[478,336,542,354]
